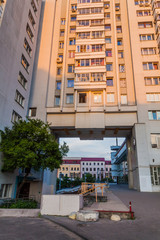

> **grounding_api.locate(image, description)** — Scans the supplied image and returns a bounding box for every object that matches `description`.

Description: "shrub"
[0,199,38,209]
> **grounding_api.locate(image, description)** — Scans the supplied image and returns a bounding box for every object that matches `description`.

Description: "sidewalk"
[44,185,160,240]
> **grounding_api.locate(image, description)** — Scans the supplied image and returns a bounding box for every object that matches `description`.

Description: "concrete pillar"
[126,137,134,189]
[134,124,152,192]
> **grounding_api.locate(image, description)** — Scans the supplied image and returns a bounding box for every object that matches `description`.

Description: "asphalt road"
[0,185,160,240]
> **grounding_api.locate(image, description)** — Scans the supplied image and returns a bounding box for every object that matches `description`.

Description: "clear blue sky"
[60,138,125,160]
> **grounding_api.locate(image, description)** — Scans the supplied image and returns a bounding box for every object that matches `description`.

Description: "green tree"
[0,119,69,197]
[83,173,95,183]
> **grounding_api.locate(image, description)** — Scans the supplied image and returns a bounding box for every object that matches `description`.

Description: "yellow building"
[57,158,81,179]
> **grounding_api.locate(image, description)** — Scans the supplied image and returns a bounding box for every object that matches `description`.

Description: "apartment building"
[57,158,81,179]
[58,157,111,180]
[0,0,42,198]
[26,0,160,192]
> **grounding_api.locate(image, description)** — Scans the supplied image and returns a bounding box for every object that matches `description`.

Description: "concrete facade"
[28,0,160,192]
[0,0,42,198]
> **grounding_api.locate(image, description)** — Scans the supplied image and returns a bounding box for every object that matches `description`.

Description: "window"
[31,0,37,14]
[141,48,156,55]
[15,90,25,107]
[0,184,12,198]
[78,32,90,39]
[92,31,103,38]
[24,38,32,57]
[105,13,110,19]
[56,81,61,90]
[105,24,111,31]
[18,72,27,89]
[106,49,112,57]
[118,51,123,58]
[71,15,76,21]
[79,93,87,103]
[106,78,113,86]
[61,18,66,25]
[11,111,22,123]
[55,96,60,106]
[69,38,76,45]
[26,23,34,41]
[77,59,90,67]
[107,93,115,103]
[121,95,127,105]
[28,10,35,28]
[117,39,122,45]
[77,73,89,82]
[91,58,104,66]
[138,22,152,28]
[86,168,88,171]
[145,77,160,86]
[68,65,75,73]
[115,3,120,11]
[139,34,154,41]
[106,64,113,71]
[94,168,96,171]
[21,55,29,72]
[119,64,125,73]
[94,93,102,103]
[105,37,111,43]
[67,79,74,87]
[66,94,74,104]
[71,4,77,11]
[70,26,76,33]
[117,26,122,33]
[92,45,103,52]
[69,51,75,58]
[146,93,160,102]
[78,20,89,26]
[148,111,160,120]
[91,73,104,82]
[91,7,102,14]
[28,108,37,117]
[60,30,64,36]
[150,166,160,185]
[57,68,62,75]
[90,168,92,171]
[151,134,160,148]
[77,45,90,53]
[59,41,64,49]
[116,14,121,21]
[143,63,158,70]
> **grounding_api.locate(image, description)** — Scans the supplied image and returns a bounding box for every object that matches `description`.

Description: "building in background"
[111,140,128,183]
[0,0,42,199]
[57,158,81,179]
[58,157,111,181]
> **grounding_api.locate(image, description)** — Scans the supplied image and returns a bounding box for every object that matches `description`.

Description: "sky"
[60,138,125,160]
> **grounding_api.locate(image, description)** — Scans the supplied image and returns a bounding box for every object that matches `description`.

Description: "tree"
[0,119,69,197]
[83,173,96,183]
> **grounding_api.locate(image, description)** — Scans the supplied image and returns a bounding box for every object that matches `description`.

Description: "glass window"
[67,79,74,88]
[66,94,74,104]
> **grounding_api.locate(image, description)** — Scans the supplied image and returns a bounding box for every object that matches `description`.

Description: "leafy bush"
[0,199,38,209]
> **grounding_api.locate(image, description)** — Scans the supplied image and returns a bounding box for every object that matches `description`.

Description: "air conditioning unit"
[139,3,144,7]
[57,58,63,63]
[72,9,76,12]
[104,5,109,9]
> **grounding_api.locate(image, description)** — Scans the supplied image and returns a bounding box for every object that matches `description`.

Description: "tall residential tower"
[29,0,160,192]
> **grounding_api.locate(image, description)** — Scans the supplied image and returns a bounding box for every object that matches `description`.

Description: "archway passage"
[51,126,133,190]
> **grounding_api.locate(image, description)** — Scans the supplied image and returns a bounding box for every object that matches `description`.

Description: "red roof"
[81,157,105,162]
[63,160,81,164]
